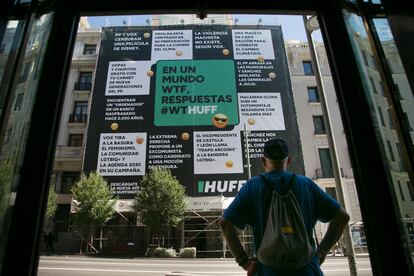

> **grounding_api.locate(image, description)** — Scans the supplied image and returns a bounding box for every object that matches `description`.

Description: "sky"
[87,14,323,42]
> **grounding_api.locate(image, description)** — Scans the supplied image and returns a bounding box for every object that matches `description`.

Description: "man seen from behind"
[219,138,350,275]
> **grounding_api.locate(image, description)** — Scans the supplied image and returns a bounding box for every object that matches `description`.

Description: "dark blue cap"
[263,138,289,160]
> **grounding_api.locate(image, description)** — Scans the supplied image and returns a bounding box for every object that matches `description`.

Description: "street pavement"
[38,255,372,276]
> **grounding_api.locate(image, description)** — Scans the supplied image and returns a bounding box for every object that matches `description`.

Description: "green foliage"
[134,167,186,234]
[0,157,13,187]
[153,247,177,257]
[46,186,58,219]
[179,247,196,258]
[0,156,14,226]
[71,172,116,227]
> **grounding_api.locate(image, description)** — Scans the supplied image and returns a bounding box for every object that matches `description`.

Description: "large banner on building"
[84,25,304,199]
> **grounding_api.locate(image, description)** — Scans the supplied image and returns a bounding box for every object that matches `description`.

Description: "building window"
[394,83,403,100]
[379,81,385,96]
[20,62,31,82]
[396,143,405,170]
[54,204,71,232]
[387,109,395,129]
[75,72,92,90]
[313,115,326,134]
[361,50,369,66]
[83,44,96,55]
[370,77,377,94]
[4,128,12,144]
[404,113,413,131]
[60,172,80,194]
[13,93,24,111]
[307,86,319,103]
[318,148,334,178]
[408,181,414,201]
[302,61,314,76]
[370,55,377,69]
[68,134,83,147]
[386,140,395,162]
[397,180,405,201]
[325,187,337,201]
[69,101,88,123]
[0,43,5,54]
[377,106,386,127]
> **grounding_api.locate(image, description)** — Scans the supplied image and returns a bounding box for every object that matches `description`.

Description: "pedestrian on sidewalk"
[46,232,55,254]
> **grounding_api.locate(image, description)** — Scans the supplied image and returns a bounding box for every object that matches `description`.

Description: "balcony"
[54,146,83,159]
[315,168,334,179]
[390,161,407,173]
[308,98,320,103]
[74,82,92,90]
[69,114,87,123]
[315,167,349,179]
[314,129,327,135]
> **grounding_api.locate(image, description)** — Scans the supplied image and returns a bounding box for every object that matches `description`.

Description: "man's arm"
[218,217,250,270]
[317,207,350,264]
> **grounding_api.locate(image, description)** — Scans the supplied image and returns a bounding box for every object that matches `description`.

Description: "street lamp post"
[244,123,252,179]
[303,15,358,276]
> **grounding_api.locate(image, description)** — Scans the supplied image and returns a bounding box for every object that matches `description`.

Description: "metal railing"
[315,167,334,178]
[54,146,83,158]
[74,82,92,90]
[69,114,87,123]
[314,129,327,135]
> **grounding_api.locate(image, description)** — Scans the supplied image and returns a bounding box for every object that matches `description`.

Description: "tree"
[46,185,58,219]
[71,172,116,252]
[134,167,186,246]
[0,156,14,229]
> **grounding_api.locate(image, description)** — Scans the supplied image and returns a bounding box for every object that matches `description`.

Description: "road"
[38,255,372,276]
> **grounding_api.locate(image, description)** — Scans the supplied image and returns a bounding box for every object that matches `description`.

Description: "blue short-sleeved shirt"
[223,170,340,276]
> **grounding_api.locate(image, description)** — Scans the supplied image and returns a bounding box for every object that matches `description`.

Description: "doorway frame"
[1,0,413,275]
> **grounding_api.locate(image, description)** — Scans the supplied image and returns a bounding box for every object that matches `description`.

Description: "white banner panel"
[106,61,152,96]
[97,132,147,176]
[193,131,243,174]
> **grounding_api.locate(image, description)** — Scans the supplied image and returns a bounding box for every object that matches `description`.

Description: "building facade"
[49,19,101,235]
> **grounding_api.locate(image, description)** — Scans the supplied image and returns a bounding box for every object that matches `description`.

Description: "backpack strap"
[259,175,274,250]
[287,174,297,191]
[259,174,274,221]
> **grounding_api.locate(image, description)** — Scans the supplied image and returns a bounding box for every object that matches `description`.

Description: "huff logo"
[198,180,246,193]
